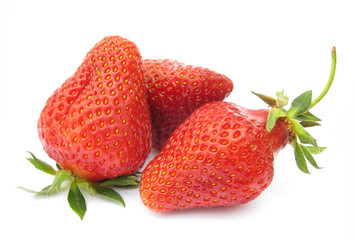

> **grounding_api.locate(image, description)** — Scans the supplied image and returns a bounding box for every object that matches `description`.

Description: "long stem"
[309,46,337,109]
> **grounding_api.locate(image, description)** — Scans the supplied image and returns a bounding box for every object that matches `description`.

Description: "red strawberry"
[140,47,336,212]
[38,36,151,182]
[143,59,233,150]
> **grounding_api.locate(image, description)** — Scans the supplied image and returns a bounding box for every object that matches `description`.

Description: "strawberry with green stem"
[140,47,336,212]
[22,36,151,220]
[254,46,336,173]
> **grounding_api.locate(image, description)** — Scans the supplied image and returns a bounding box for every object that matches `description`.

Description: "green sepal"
[252,47,336,174]
[99,174,140,188]
[306,146,327,154]
[77,182,97,196]
[48,170,72,196]
[293,141,310,174]
[300,144,322,169]
[286,90,312,119]
[290,119,318,150]
[301,121,321,128]
[23,152,139,220]
[276,90,289,108]
[252,91,277,107]
[68,181,86,220]
[266,108,287,132]
[294,111,321,122]
[56,163,63,170]
[18,185,52,195]
[95,186,125,207]
[26,152,57,176]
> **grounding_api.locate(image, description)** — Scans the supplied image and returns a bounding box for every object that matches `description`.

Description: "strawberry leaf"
[300,121,321,128]
[266,108,287,132]
[77,182,97,196]
[56,163,63,170]
[276,90,289,108]
[294,111,321,122]
[300,144,322,169]
[252,91,277,107]
[306,146,327,154]
[48,170,72,196]
[95,186,125,207]
[26,152,56,175]
[99,174,140,188]
[290,119,318,150]
[68,181,86,220]
[18,185,52,195]
[286,90,312,119]
[293,141,310,174]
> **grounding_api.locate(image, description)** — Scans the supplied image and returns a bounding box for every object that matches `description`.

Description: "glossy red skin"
[38,36,151,182]
[143,59,234,151]
[140,101,289,212]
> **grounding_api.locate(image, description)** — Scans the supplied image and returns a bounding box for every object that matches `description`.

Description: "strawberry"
[140,47,336,212]
[24,35,151,220]
[38,35,151,182]
[143,59,234,150]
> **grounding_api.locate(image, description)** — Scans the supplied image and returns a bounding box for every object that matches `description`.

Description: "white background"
[2,0,354,239]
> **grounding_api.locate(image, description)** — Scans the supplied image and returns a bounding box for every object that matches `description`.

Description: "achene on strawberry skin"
[140,47,336,212]
[140,102,289,211]
[25,35,152,220]
[143,59,234,151]
[38,35,152,182]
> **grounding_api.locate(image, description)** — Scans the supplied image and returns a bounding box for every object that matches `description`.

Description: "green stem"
[309,46,337,109]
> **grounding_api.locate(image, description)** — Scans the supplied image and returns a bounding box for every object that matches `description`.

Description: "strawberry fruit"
[24,35,151,219]
[143,59,234,150]
[140,47,336,212]
[38,35,151,182]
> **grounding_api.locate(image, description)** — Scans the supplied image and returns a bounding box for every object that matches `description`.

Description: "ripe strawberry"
[38,35,151,182]
[23,35,152,219]
[140,47,336,212]
[143,59,234,150]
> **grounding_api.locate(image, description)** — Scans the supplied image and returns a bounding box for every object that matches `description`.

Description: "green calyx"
[253,47,336,174]
[20,152,140,220]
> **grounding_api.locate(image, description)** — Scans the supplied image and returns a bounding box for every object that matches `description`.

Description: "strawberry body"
[143,59,233,150]
[38,36,151,182]
[140,101,290,212]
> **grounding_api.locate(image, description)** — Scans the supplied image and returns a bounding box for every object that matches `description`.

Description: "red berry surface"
[143,59,233,150]
[38,36,151,182]
[140,101,289,212]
